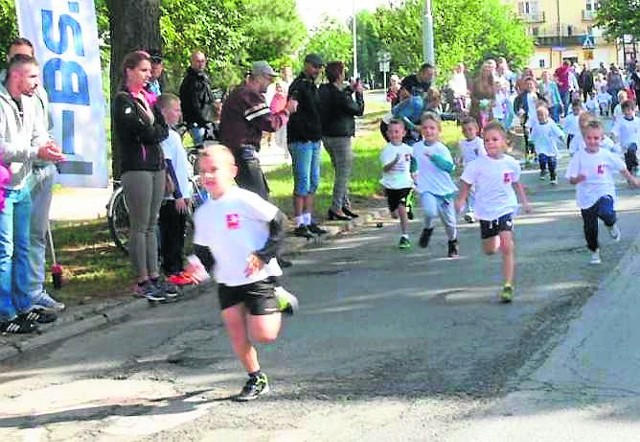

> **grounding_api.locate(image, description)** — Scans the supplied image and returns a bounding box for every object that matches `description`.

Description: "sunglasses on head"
[150,56,162,64]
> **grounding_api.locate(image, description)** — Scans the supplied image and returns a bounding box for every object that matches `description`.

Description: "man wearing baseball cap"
[287,54,327,239]
[219,60,298,199]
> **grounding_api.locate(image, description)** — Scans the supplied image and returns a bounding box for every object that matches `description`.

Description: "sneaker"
[539,171,546,180]
[398,236,411,250]
[19,307,57,324]
[607,223,621,242]
[550,178,558,185]
[0,316,38,334]
[308,223,328,235]
[418,228,434,248]
[154,279,179,298]
[274,286,299,316]
[133,280,166,302]
[167,272,196,286]
[499,283,514,303]
[590,249,602,265]
[447,239,459,258]
[293,225,316,239]
[234,373,270,401]
[463,211,475,223]
[31,290,65,312]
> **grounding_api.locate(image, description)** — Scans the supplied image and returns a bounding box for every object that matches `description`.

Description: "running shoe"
[419,228,433,248]
[154,279,179,299]
[447,239,459,258]
[274,286,299,316]
[19,307,57,324]
[293,225,316,239]
[463,211,475,223]
[234,373,270,401]
[550,178,558,185]
[308,223,328,235]
[539,171,546,180]
[31,290,65,312]
[499,283,514,303]
[608,223,621,243]
[590,249,602,265]
[398,236,411,250]
[133,280,166,302]
[0,316,38,334]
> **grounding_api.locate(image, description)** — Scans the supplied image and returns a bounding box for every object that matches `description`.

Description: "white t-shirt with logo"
[530,120,564,156]
[380,142,414,189]
[563,113,581,137]
[611,116,640,150]
[411,140,457,196]
[193,186,282,286]
[460,154,522,221]
[569,133,620,155]
[458,137,487,166]
[565,148,625,209]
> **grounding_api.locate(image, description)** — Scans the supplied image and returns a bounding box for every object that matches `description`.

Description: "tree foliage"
[595,0,640,40]
[372,0,533,82]
[304,18,353,70]
[0,0,17,63]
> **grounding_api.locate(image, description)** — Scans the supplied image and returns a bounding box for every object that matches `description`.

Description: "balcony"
[521,11,545,23]
[535,35,596,48]
[582,9,596,21]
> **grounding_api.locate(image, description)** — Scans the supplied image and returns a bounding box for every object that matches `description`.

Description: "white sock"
[401,233,409,239]
[296,215,305,227]
[303,213,312,225]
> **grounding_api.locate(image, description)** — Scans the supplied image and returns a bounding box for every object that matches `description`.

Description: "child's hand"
[454,198,465,214]
[244,253,265,277]
[522,201,532,214]
[575,174,587,183]
[175,198,189,214]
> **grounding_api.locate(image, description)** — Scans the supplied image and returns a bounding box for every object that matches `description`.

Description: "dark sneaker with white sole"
[234,374,270,401]
[0,316,39,334]
[19,307,57,324]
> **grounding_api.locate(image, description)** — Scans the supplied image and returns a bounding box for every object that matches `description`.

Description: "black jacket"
[179,67,215,127]
[287,72,322,142]
[112,91,168,173]
[319,83,365,137]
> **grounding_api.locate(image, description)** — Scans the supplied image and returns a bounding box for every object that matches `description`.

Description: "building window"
[585,0,598,12]
[567,25,573,36]
[518,1,539,14]
[539,59,545,68]
[531,26,539,36]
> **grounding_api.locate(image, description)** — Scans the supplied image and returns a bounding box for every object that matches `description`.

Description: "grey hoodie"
[0,79,49,189]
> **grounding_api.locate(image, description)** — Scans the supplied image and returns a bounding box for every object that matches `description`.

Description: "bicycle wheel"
[107,186,130,254]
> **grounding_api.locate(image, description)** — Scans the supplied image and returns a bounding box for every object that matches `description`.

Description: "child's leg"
[221,304,262,373]
[580,204,600,251]
[419,191,439,230]
[498,230,515,285]
[397,204,409,235]
[595,195,617,228]
[538,153,548,177]
[548,155,558,180]
[437,197,458,241]
[482,236,500,255]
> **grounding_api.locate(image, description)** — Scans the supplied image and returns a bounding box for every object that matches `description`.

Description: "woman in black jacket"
[319,61,365,220]
[112,50,170,301]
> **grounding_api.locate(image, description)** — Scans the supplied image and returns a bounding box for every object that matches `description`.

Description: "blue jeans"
[560,90,570,116]
[289,141,321,196]
[28,164,56,297]
[538,153,557,180]
[0,186,33,321]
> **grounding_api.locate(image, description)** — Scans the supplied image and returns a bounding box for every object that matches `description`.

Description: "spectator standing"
[319,61,365,221]
[273,66,293,150]
[401,63,435,96]
[1,38,66,312]
[538,70,563,123]
[0,55,64,333]
[287,54,327,238]
[179,51,215,144]
[448,63,469,112]
[145,50,166,98]
[387,74,401,107]
[554,60,571,116]
[578,64,595,103]
[112,51,172,302]
[607,65,625,113]
[469,60,497,129]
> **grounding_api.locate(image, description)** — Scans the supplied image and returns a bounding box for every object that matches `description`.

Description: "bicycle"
[107,176,208,255]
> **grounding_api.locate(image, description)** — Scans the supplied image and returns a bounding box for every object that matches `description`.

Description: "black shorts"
[479,213,514,239]
[218,279,279,315]
[384,187,412,212]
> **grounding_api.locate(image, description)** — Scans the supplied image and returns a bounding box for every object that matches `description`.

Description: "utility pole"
[352,0,358,79]
[423,0,435,64]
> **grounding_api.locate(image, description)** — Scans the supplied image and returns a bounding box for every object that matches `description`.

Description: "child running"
[610,100,640,174]
[412,113,459,257]
[455,121,531,303]
[188,144,298,401]
[457,117,487,223]
[530,105,564,185]
[380,119,415,249]
[565,119,640,264]
[563,99,583,151]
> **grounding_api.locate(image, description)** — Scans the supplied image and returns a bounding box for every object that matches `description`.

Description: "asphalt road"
[2,157,640,441]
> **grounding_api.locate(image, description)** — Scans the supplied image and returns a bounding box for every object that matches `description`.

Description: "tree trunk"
[106,0,161,180]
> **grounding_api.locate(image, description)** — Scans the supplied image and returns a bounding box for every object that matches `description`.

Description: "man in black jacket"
[179,51,215,144]
[287,54,327,238]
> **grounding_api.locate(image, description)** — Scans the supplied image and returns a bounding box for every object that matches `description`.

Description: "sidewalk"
[0,207,388,363]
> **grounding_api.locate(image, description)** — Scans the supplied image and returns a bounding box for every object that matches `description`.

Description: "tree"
[595,0,640,40]
[0,0,17,62]
[355,10,383,87]
[106,0,162,179]
[372,0,533,82]
[304,18,352,71]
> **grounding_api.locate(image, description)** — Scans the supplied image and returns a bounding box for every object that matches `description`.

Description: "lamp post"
[423,0,435,64]
[352,0,358,80]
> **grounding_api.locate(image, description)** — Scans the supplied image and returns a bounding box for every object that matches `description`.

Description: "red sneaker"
[167,272,196,286]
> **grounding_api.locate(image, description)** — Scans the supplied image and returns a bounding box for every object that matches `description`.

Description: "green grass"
[50,103,465,305]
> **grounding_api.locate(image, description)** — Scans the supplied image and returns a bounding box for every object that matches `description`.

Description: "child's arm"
[619,167,640,187]
[383,153,400,172]
[454,181,471,214]
[246,210,287,276]
[429,153,455,173]
[513,182,532,213]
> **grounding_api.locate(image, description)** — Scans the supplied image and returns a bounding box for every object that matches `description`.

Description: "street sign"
[379,61,390,73]
[583,35,595,49]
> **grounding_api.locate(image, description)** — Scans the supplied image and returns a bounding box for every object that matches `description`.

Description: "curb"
[0,207,387,363]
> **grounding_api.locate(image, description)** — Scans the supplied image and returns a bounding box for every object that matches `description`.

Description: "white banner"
[15,0,109,188]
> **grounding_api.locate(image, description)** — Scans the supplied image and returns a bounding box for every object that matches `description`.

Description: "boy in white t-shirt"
[612,90,629,123]
[380,119,415,249]
[565,119,640,265]
[455,121,531,303]
[187,145,298,402]
[585,92,598,116]
[412,113,459,257]
[156,94,193,288]
[530,105,564,185]
[570,113,620,156]
[457,117,486,223]
[610,99,640,174]
[563,99,583,151]
[597,86,612,116]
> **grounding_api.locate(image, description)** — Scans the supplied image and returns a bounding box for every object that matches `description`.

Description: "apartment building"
[504,0,620,71]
